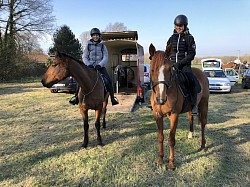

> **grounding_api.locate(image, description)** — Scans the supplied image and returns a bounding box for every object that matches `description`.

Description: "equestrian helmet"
[174,15,188,26]
[90,28,101,36]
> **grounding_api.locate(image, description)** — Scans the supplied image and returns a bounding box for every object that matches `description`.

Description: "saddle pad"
[177,71,201,97]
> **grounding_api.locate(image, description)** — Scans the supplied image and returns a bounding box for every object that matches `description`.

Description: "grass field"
[0,81,249,187]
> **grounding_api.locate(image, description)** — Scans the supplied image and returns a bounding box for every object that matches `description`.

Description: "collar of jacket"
[173,29,189,36]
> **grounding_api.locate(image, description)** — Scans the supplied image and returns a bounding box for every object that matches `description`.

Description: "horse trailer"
[101,31,145,112]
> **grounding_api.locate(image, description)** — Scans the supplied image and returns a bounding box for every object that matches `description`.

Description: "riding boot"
[106,83,119,105]
[69,86,79,105]
[190,87,198,115]
[69,95,79,105]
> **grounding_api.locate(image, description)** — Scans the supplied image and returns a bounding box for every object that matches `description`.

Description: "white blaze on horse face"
[158,65,165,98]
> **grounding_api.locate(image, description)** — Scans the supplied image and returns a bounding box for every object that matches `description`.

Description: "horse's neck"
[68,60,95,91]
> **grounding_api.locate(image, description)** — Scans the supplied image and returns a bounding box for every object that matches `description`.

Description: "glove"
[88,65,94,68]
[172,63,179,70]
[95,65,102,70]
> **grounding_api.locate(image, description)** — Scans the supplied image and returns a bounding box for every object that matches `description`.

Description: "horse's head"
[41,51,70,88]
[149,44,174,105]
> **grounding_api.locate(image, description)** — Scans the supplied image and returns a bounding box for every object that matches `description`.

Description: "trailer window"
[122,54,137,62]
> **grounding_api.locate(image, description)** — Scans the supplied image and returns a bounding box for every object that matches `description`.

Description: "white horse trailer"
[101,31,144,112]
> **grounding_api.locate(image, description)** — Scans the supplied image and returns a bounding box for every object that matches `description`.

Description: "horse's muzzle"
[156,96,167,105]
[41,79,53,88]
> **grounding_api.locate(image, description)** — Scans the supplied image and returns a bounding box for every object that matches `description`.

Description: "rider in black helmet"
[69,27,119,106]
[90,28,101,36]
[167,14,198,115]
[174,14,188,29]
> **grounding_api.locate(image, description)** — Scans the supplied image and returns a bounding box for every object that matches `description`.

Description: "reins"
[152,66,179,117]
[80,69,99,101]
[152,67,176,93]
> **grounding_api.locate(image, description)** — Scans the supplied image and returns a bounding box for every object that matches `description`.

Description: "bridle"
[152,66,176,93]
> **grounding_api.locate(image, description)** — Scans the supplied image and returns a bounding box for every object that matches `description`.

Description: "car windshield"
[203,60,220,68]
[204,70,227,78]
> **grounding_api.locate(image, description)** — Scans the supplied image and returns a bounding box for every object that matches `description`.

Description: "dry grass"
[0,82,249,186]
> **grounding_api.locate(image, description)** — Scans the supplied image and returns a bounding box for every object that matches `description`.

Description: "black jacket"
[167,30,196,72]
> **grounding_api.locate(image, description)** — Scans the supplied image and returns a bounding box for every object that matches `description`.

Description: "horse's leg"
[198,99,208,151]
[101,99,108,129]
[167,113,178,170]
[187,112,194,139]
[155,114,164,165]
[80,107,89,148]
[94,107,104,146]
[101,107,107,129]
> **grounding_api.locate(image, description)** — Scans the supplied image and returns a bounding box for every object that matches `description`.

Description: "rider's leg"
[99,67,119,106]
[186,72,198,115]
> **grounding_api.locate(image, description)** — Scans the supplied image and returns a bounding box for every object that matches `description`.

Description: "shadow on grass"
[0,82,249,186]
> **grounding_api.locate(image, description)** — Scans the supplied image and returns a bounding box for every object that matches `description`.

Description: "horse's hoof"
[166,163,176,171]
[188,132,193,139]
[98,143,104,147]
[81,144,88,149]
[199,147,208,152]
[155,158,163,165]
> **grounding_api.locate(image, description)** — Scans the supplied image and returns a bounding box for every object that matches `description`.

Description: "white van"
[223,68,239,86]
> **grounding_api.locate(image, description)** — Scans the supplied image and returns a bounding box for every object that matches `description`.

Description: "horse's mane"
[59,52,87,69]
[152,50,168,71]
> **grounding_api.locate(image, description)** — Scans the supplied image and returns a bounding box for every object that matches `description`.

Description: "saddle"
[98,71,109,93]
[177,71,201,97]
[176,70,201,113]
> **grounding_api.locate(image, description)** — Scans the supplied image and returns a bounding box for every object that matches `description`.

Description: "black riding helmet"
[174,15,188,29]
[90,28,101,36]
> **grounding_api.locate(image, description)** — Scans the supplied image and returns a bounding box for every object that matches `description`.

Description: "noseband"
[152,68,176,93]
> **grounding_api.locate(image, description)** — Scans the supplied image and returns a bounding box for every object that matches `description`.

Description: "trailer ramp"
[106,88,137,113]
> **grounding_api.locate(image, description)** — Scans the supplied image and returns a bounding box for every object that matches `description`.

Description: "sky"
[40,0,250,57]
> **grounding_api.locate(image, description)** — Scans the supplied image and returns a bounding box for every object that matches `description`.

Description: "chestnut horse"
[149,44,210,170]
[41,51,109,148]
[222,62,236,69]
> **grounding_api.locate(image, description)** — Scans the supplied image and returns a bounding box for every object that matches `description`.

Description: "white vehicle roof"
[201,58,222,70]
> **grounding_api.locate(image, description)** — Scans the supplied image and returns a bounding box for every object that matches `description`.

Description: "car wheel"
[51,89,58,93]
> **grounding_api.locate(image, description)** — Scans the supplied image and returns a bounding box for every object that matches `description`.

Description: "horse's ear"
[165,44,172,58]
[149,43,156,59]
[55,50,62,58]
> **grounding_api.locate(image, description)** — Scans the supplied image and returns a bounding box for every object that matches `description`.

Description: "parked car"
[144,64,151,89]
[201,58,222,69]
[50,76,78,93]
[242,68,250,89]
[203,69,231,93]
[224,68,239,86]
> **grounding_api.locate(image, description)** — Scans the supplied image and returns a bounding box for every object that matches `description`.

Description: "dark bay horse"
[149,44,210,170]
[41,51,109,148]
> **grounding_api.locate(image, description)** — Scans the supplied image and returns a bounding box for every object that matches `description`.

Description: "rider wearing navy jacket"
[69,28,119,106]
[167,15,198,115]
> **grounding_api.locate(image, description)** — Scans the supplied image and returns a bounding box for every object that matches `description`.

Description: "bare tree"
[0,0,55,81]
[79,22,128,48]
[104,22,128,32]
[79,31,90,50]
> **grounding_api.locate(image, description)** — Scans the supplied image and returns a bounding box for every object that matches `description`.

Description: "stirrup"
[111,97,119,106]
[69,96,79,105]
[191,105,198,115]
